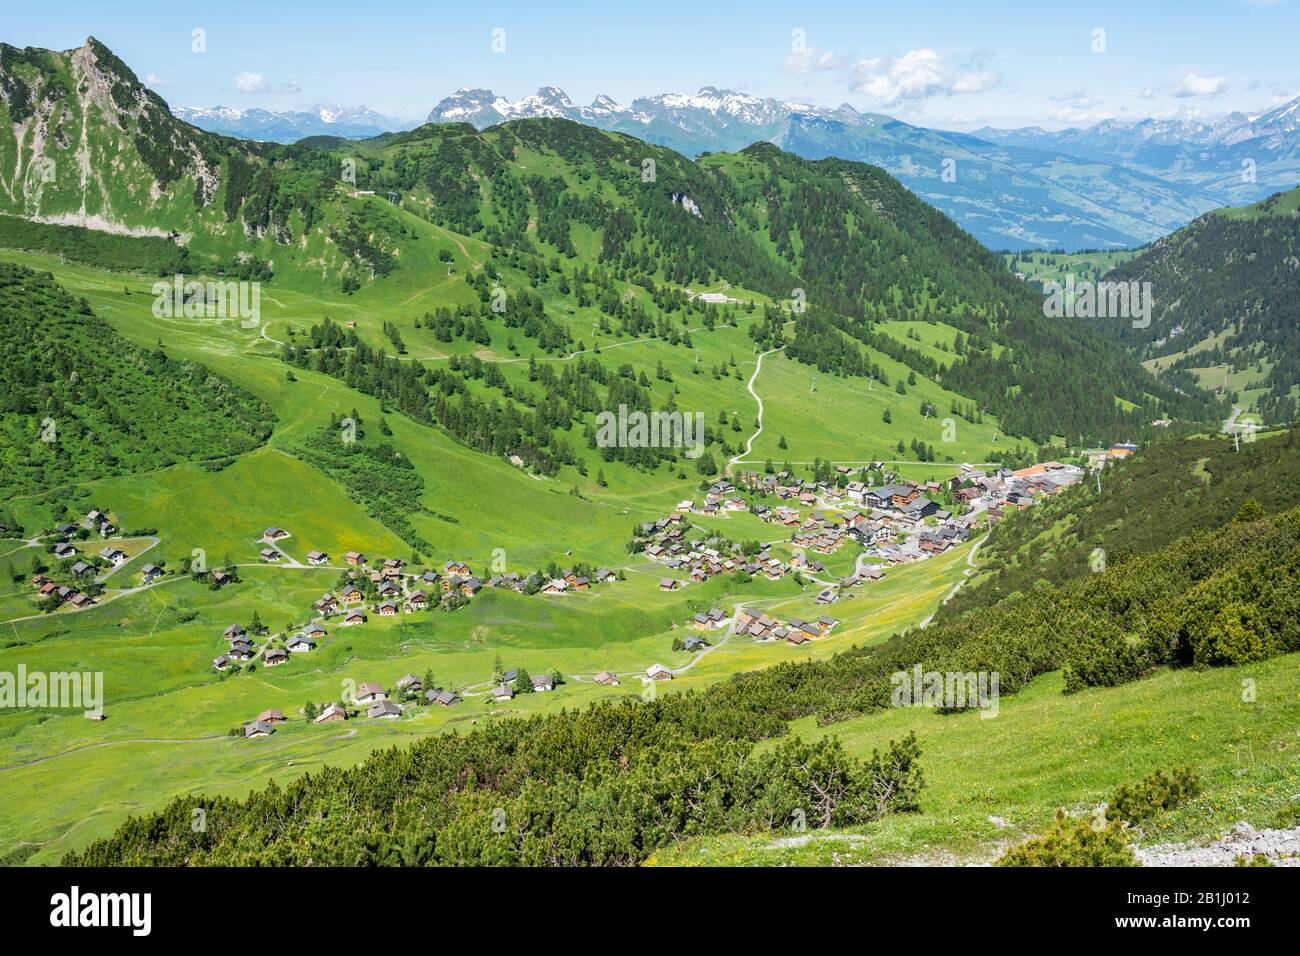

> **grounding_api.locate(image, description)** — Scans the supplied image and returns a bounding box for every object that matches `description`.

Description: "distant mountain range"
[975,98,1300,206]
[172,104,406,142]
[172,84,1300,252]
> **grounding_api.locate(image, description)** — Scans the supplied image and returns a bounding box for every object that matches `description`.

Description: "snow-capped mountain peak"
[172,102,403,142]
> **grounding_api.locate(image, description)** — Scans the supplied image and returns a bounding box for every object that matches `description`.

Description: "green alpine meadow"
[0,6,1295,902]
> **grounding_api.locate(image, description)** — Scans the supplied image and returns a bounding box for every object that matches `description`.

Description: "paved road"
[919,537,984,629]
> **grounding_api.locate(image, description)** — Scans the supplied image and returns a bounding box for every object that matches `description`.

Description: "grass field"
[1004,249,1142,285]
[0,538,976,864]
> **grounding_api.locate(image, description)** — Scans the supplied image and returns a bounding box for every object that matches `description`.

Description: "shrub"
[997,810,1137,867]
[1062,620,1145,692]
[1109,767,1201,824]
[1191,601,1275,666]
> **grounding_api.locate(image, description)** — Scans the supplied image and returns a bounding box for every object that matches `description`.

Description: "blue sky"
[3,0,1297,129]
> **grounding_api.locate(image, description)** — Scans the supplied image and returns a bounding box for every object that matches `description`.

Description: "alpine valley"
[0,35,1295,873]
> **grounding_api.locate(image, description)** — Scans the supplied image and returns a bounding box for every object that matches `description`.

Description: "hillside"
[0,38,371,283]
[328,117,1219,444]
[0,262,273,500]
[0,37,1259,870]
[0,38,1222,452]
[655,654,1299,865]
[1102,186,1300,424]
[941,426,1300,618]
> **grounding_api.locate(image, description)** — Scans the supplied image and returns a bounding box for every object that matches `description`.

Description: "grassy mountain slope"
[0,38,1258,867]
[700,145,1221,443]
[656,653,1298,865]
[0,38,1221,452]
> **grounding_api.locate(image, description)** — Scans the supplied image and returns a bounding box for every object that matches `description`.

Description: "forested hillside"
[1104,187,1300,424]
[940,428,1300,618]
[326,122,1221,445]
[0,263,274,499]
[701,145,1221,442]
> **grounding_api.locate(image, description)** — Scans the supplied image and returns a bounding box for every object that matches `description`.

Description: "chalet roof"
[367,700,402,718]
[314,703,346,722]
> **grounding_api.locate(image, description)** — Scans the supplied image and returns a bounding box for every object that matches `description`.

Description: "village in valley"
[9,442,1122,741]
[630,452,1093,608]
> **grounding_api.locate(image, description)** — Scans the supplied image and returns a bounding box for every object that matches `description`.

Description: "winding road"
[728,345,785,475]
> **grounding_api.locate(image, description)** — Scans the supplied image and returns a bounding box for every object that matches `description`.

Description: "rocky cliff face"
[0,37,236,233]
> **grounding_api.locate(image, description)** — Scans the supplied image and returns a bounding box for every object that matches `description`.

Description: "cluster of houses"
[29,575,97,610]
[301,549,620,624]
[51,509,119,540]
[214,623,260,669]
[844,462,1085,569]
[30,510,143,610]
[27,512,137,608]
[736,469,842,503]
[679,480,749,517]
[489,667,559,702]
[952,461,1084,521]
[636,513,790,588]
[213,620,332,671]
[243,673,465,736]
[309,555,438,626]
[733,609,839,645]
[1085,443,1139,470]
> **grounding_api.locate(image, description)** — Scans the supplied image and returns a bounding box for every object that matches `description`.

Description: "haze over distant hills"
[974,96,1300,206]
[172,103,407,142]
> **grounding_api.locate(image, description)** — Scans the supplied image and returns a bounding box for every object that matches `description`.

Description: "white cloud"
[849,49,1000,104]
[234,72,266,93]
[1051,104,1115,125]
[234,72,300,95]
[144,73,170,88]
[1050,88,1101,109]
[1171,72,1228,98]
